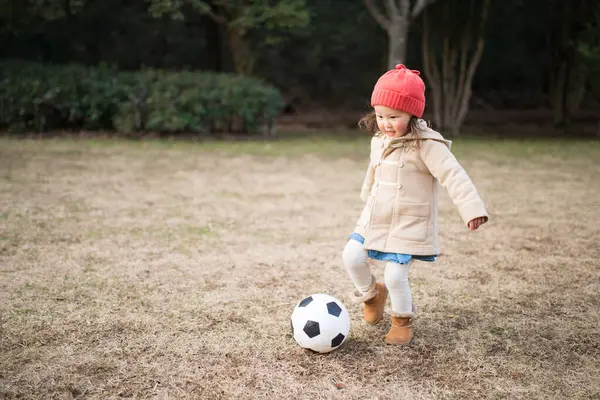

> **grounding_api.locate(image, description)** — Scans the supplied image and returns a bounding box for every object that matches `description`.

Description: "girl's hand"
[468,217,487,231]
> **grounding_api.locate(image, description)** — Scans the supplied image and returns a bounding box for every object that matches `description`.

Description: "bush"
[0,60,283,135]
[0,61,131,132]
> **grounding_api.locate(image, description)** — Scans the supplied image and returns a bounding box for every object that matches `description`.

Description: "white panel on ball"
[290,293,350,353]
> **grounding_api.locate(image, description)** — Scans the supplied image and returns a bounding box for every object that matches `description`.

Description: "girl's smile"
[373,105,412,139]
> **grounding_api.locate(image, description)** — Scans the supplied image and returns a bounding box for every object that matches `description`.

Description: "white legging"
[342,239,413,315]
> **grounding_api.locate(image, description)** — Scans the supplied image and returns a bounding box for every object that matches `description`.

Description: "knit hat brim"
[371,89,425,118]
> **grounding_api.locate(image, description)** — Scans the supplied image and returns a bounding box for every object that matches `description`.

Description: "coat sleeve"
[420,140,489,226]
[359,137,379,202]
[360,161,375,202]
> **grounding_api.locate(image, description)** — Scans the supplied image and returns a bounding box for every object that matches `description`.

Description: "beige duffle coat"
[354,121,488,256]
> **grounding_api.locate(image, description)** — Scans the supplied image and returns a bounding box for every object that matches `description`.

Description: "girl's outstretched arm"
[360,137,380,201]
[360,161,375,202]
[420,140,489,228]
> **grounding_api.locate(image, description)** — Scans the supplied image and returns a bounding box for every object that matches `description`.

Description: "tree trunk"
[205,16,223,72]
[364,0,437,70]
[421,0,489,136]
[387,19,409,68]
[548,0,594,128]
[227,27,254,76]
[551,61,569,127]
[422,9,442,127]
[551,59,587,127]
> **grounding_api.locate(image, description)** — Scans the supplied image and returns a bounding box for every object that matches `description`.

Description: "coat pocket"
[391,202,430,241]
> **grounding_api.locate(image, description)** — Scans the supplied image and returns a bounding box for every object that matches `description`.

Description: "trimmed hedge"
[0,60,283,135]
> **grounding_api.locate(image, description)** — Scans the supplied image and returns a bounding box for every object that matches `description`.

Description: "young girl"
[343,64,488,345]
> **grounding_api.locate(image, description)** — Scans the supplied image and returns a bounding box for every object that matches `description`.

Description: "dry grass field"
[1,133,599,399]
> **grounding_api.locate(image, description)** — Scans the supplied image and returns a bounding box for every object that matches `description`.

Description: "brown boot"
[363,283,388,325]
[385,316,413,345]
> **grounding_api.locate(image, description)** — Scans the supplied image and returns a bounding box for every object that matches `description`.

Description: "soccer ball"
[290,293,350,353]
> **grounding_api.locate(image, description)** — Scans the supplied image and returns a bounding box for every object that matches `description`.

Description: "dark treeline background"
[1,0,599,135]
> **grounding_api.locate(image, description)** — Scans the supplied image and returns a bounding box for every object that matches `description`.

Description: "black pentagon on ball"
[331,333,345,348]
[298,296,313,307]
[326,301,342,317]
[303,320,320,338]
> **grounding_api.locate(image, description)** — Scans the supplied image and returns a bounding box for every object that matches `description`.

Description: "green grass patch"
[450,136,600,162]
[186,226,216,237]
[12,307,36,315]
[1,134,599,162]
[219,190,243,198]
[124,225,217,240]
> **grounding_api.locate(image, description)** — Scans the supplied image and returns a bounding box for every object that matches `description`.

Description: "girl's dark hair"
[358,112,423,136]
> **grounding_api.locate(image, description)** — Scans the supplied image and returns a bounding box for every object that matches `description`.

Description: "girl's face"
[374,105,412,139]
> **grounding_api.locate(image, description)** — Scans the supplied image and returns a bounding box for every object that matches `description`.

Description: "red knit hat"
[371,64,426,118]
